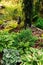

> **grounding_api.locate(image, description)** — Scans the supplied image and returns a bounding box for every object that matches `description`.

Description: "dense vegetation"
[0,0,43,65]
[0,29,37,52]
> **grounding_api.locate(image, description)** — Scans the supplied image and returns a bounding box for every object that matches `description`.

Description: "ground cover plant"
[0,29,43,65]
[21,48,43,65]
[0,29,37,53]
[0,0,43,65]
[1,49,21,65]
[1,48,43,65]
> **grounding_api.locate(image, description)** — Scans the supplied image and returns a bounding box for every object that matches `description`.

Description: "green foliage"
[21,48,43,65]
[0,1,24,21]
[34,18,43,29]
[0,29,37,53]
[0,44,3,52]
[4,20,18,31]
[0,20,3,25]
[0,1,43,65]
[1,48,43,65]
[1,49,21,65]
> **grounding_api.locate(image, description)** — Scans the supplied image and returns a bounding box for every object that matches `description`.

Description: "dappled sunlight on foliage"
[0,0,43,65]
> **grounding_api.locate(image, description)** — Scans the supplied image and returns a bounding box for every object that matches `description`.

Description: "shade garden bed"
[0,28,43,65]
[0,0,43,65]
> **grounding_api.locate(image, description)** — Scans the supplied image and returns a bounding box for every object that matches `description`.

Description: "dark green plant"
[0,29,37,53]
[34,17,43,29]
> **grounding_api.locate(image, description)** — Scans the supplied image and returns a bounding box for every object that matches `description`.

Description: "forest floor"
[31,26,43,48]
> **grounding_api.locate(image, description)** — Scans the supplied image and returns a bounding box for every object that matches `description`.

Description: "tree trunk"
[23,0,33,28]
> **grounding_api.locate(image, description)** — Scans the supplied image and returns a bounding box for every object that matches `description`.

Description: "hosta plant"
[21,48,43,65]
[1,49,21,65]
[0,29,38,53]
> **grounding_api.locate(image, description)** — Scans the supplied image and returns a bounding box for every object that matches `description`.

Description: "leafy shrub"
[1,49,21,65]
[4,20,18,31]
[11,29,37,54]
[0,29,37,53]
[0,1,24,21]
[3,20,24,32]
[1,48,43,65]
[21,48,43,65]
[17,29,37,46]
[34,17,43,29]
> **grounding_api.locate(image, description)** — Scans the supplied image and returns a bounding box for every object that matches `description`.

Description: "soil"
[31,26,43,48]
